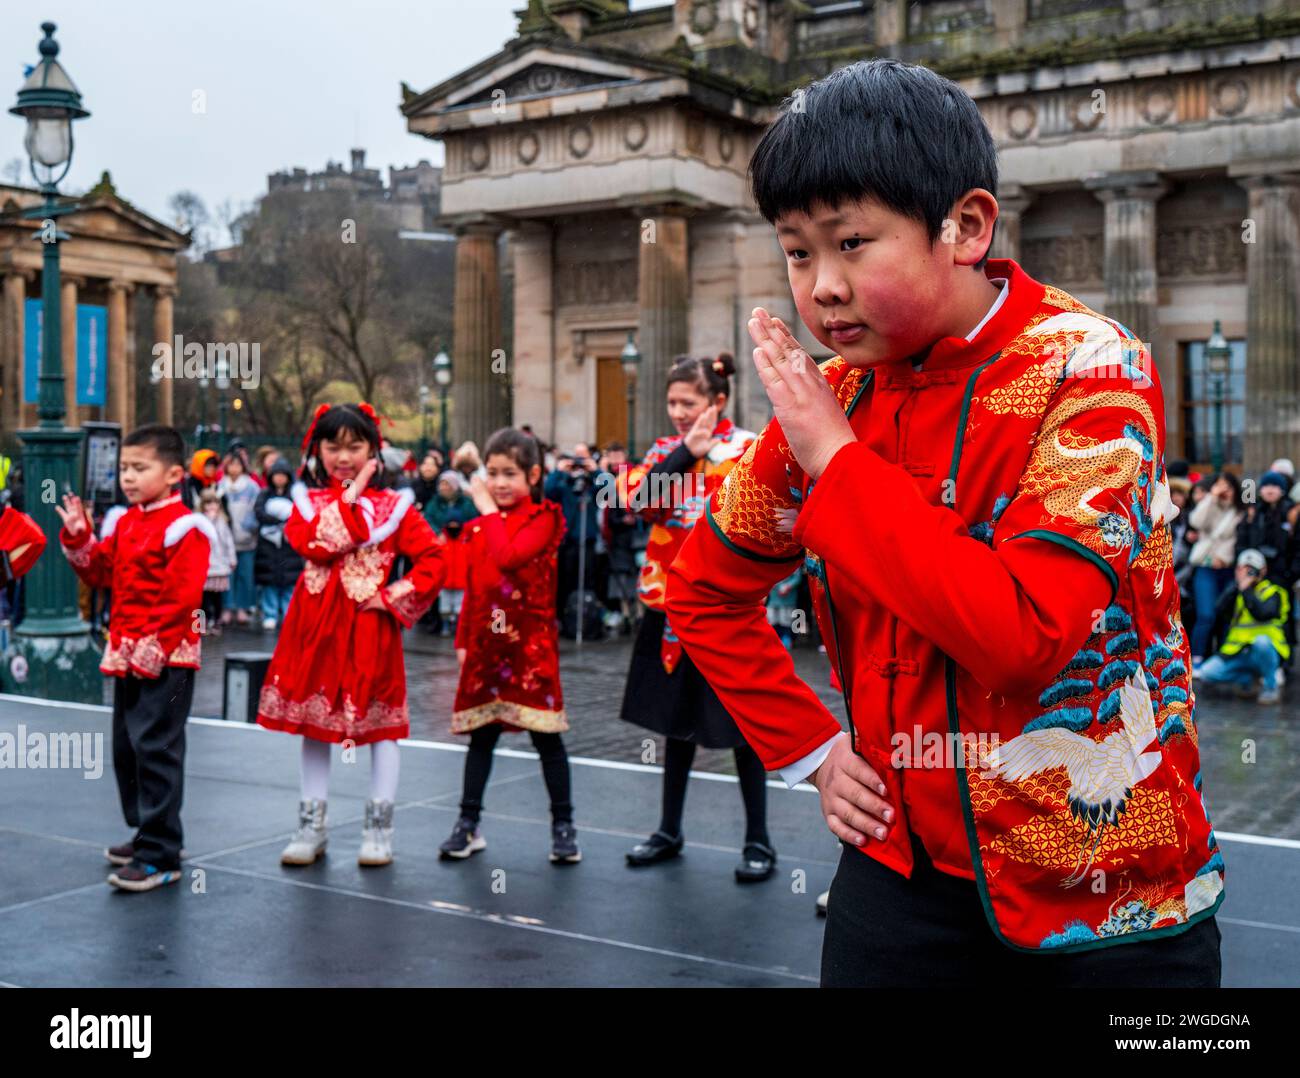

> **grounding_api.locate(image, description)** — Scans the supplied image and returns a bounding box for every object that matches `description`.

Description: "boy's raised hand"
[810,734,895,848]
[747,307,855,481]
[53,493,89,539]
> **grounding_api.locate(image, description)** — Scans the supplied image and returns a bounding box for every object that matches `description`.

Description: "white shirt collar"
[964,278,1010,342]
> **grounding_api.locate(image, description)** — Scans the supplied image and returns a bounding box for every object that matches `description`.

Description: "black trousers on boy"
[111,666,194,870]
[821,831,1222,988]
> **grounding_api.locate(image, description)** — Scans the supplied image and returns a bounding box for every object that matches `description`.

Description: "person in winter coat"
[217,447,261,625]
[1187,472,1244,663]
[253,458,305,631]
[198,490,238,636]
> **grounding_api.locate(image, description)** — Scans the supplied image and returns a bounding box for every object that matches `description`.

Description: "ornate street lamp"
[433,347,452,457]
[7,22,101,702]
[418,384,431,459]
[621,331,641,460]
[215,355,231,455]
[1205,320,1230,474]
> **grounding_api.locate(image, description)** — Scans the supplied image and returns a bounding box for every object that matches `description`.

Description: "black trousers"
[111,666,194,870]
[821,833,1222,988]
[459,724,573,825]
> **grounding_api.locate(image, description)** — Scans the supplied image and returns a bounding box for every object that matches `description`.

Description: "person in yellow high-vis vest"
[1194,547,1291,704]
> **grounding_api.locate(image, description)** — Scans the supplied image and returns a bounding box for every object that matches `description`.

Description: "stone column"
[153,285,176,426]
[60,276,81,425]
[106,280,131,429]
[633,205,690,458]
[990,182,1032,263]
[509,223,554,443]
[1234,171,1300,474]
[451,216,505,448]
[1085,170,1168,348]
[1,270,31,435]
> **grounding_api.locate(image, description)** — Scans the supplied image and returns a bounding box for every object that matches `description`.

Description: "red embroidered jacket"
[60,492,214,678]
[666,259,1223,953]
[0,505,46,577]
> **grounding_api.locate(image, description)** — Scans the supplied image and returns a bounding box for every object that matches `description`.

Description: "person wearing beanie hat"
[1236,470,1296,595]
[1195,547,1291,703]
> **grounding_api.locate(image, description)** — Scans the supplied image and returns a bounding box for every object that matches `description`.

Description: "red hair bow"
[300,403,332,458]
[356,401,386,449]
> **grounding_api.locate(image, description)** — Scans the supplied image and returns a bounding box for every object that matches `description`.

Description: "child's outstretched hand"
[53,493,89,539]
[747,307,855,481]
[341,458,380,504]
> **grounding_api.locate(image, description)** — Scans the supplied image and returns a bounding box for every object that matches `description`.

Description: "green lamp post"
[1205,320,1230,474]
[621,331,641,459]
[8,22,102,702]
[418,383,431,459]
[433,347,452,457]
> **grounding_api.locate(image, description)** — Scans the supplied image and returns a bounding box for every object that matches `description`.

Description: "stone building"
[0,171,189,440]
[401,0,1299,472]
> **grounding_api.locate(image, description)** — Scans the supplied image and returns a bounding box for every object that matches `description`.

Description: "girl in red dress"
[439,428,579,864]
[256,403,445,868]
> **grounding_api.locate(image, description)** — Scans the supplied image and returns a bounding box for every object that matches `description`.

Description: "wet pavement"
[166,621,1300,841]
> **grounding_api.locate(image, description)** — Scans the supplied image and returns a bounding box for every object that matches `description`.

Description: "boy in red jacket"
[56,425,214,892]
[666,59,1222,987]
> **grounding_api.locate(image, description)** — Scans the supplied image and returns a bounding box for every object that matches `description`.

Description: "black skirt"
[619,607,746,749]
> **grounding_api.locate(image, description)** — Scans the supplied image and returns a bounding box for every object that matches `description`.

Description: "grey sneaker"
[550,821,581,864]
[358,799,394,867]
[280,799,328,865]
[439,816,486,860]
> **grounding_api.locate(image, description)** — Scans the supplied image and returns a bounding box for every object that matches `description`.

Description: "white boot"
[280,799,327,865]
[358,799,394,867]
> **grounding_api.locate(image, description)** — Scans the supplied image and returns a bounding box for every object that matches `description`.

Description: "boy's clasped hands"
[745,307,894,849]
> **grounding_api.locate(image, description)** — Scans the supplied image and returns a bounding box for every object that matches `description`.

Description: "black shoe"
[106,841,188,867]
[735,841,777,883]
[107,860,182,892]
[550,821,581,864]
[626,829,683,866]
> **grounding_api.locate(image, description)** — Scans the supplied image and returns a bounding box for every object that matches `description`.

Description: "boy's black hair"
[122,424,185,470]
[749,59,999,269]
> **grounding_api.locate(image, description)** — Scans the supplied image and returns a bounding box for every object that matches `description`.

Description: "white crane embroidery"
[984,670,1164,888]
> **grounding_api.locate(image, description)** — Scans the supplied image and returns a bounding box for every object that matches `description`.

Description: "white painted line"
[0,882,106,918]
[193,859,819,985]
[1218,916,1300,936]
[1215,831,1300,851]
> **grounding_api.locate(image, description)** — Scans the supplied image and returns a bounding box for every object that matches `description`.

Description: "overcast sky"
[0,1,663,236]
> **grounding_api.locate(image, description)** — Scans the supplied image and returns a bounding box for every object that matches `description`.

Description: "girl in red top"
[439,428,579,864]
[256,403,445,869]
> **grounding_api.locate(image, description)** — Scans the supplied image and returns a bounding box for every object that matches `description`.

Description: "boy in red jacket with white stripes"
[57,425,213,892]
[666,59,1222,987]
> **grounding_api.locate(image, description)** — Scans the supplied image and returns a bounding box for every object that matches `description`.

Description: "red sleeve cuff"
[792,441,882,550]
[338,497,370,543]
[59,525,91,549]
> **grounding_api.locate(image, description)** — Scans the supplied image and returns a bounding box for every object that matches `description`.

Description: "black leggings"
[658,737,770,848]
[460,724,573,824]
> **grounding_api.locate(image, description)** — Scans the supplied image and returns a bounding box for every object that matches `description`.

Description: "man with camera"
[543,443,608,636]
[1194,547,1291,704]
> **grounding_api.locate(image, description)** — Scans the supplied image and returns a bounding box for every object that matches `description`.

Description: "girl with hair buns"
[616,353,777,882]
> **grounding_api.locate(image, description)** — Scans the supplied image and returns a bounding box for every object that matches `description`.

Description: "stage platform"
[1,694,1296,987]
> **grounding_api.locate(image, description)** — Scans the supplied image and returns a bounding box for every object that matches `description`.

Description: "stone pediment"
[458,63,625,106]
[403,42,674,119]
[0,183,189,252]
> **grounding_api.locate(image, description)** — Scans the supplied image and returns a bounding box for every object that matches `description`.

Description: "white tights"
[299,738,400,803]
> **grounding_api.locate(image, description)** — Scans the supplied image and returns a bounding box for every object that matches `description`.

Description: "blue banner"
[22,298,42,404]
[76,304,107,405]
[22,299,110,406]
